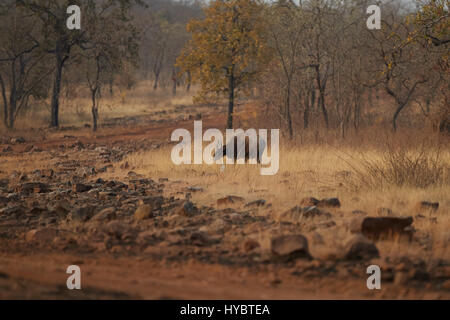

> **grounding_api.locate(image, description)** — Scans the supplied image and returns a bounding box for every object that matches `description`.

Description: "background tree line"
[0,0,448,137]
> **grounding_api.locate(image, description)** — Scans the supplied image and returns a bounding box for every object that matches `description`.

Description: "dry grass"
[12,81,200,129]
[99,143,449,262]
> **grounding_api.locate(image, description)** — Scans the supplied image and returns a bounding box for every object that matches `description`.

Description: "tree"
[366,5,430,131]
[81,0,140,131]
[176,0,270,129]
[0,3,51,129]
[17,0,142,128]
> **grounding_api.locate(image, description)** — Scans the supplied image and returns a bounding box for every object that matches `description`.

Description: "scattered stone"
[352,209,366,215]
[176,201,198,217]
[189,231,218,246]
[245,199,266,208]
[72,183,92,193]
[134,204,153,220]
[317,197,341,208]
[280,206,331,222]
[271,234,311,260]
[187,187,203,192]
[92,207,117,222]
[344,235,379,261]
[16,182,49,194]
[67,206,96,222]
[10,137,25,144]
[0,205,26,216]
[217,196,245,207]
[52,200,71,216]
[243,239,260,252]
[25,228,58,242]
[299,197,319,206]
[104,221,130,239]
[415,201,439,212]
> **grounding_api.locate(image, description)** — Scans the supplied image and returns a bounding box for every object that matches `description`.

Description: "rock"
[361,216,414,241]
[72,183,92,193]
[104,221,130,239]
[344,235,379,261]
[10,137,25,144]
[280,206,331,222]
[134,204,153,220]
[67,206,96,222]
[25,228,58,242]
[176,201,198,217]
[415,201,439,212]
[52,200,71,216]
[0,205,26,216]
[271,234,311,260]
[15,182,49,194]
[92,207,116,222]
[187,187,203,192]
[317,197,341,208]
[217,195,244,207]
[352,209,366,215]
[189,231,218,246]
[243,239,260,252]
[299,197,319,206]
[245,199,266,208]
[41,169,54,178]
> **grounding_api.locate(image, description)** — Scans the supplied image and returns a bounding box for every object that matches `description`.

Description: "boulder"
[134,204,153,220]
[92,207,117,222]
[317,197,341,208]
[344,235,379,260]
[280,206,331,222]
[299,197,320,206]
[242,239,260,252]
[217,195,244,207]
[271,234,311,260]
[176,201,198,217]
[72,183,92,193]
[67,206,96,222]
[25,228,58,242]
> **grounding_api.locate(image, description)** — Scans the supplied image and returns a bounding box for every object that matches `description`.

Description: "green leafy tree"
[176,0,270,129]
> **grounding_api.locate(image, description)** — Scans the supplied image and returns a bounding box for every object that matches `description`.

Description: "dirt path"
[1,253,445,300]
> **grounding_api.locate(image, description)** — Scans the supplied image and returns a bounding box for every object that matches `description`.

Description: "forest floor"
[0,103,449,300]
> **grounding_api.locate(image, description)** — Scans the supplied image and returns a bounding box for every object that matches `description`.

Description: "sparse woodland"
[0,0,447,135]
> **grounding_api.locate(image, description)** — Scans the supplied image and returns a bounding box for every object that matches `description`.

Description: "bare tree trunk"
[172,69,177,96]
[153,71,160,90]
[314,65,329,129]
[285,80,293,139]
[8,97,16,129]
[91,88,99,132]
[0,74,8,129]
[186,71,191,92]
[50,44,66,128]
[227,67,235,129]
